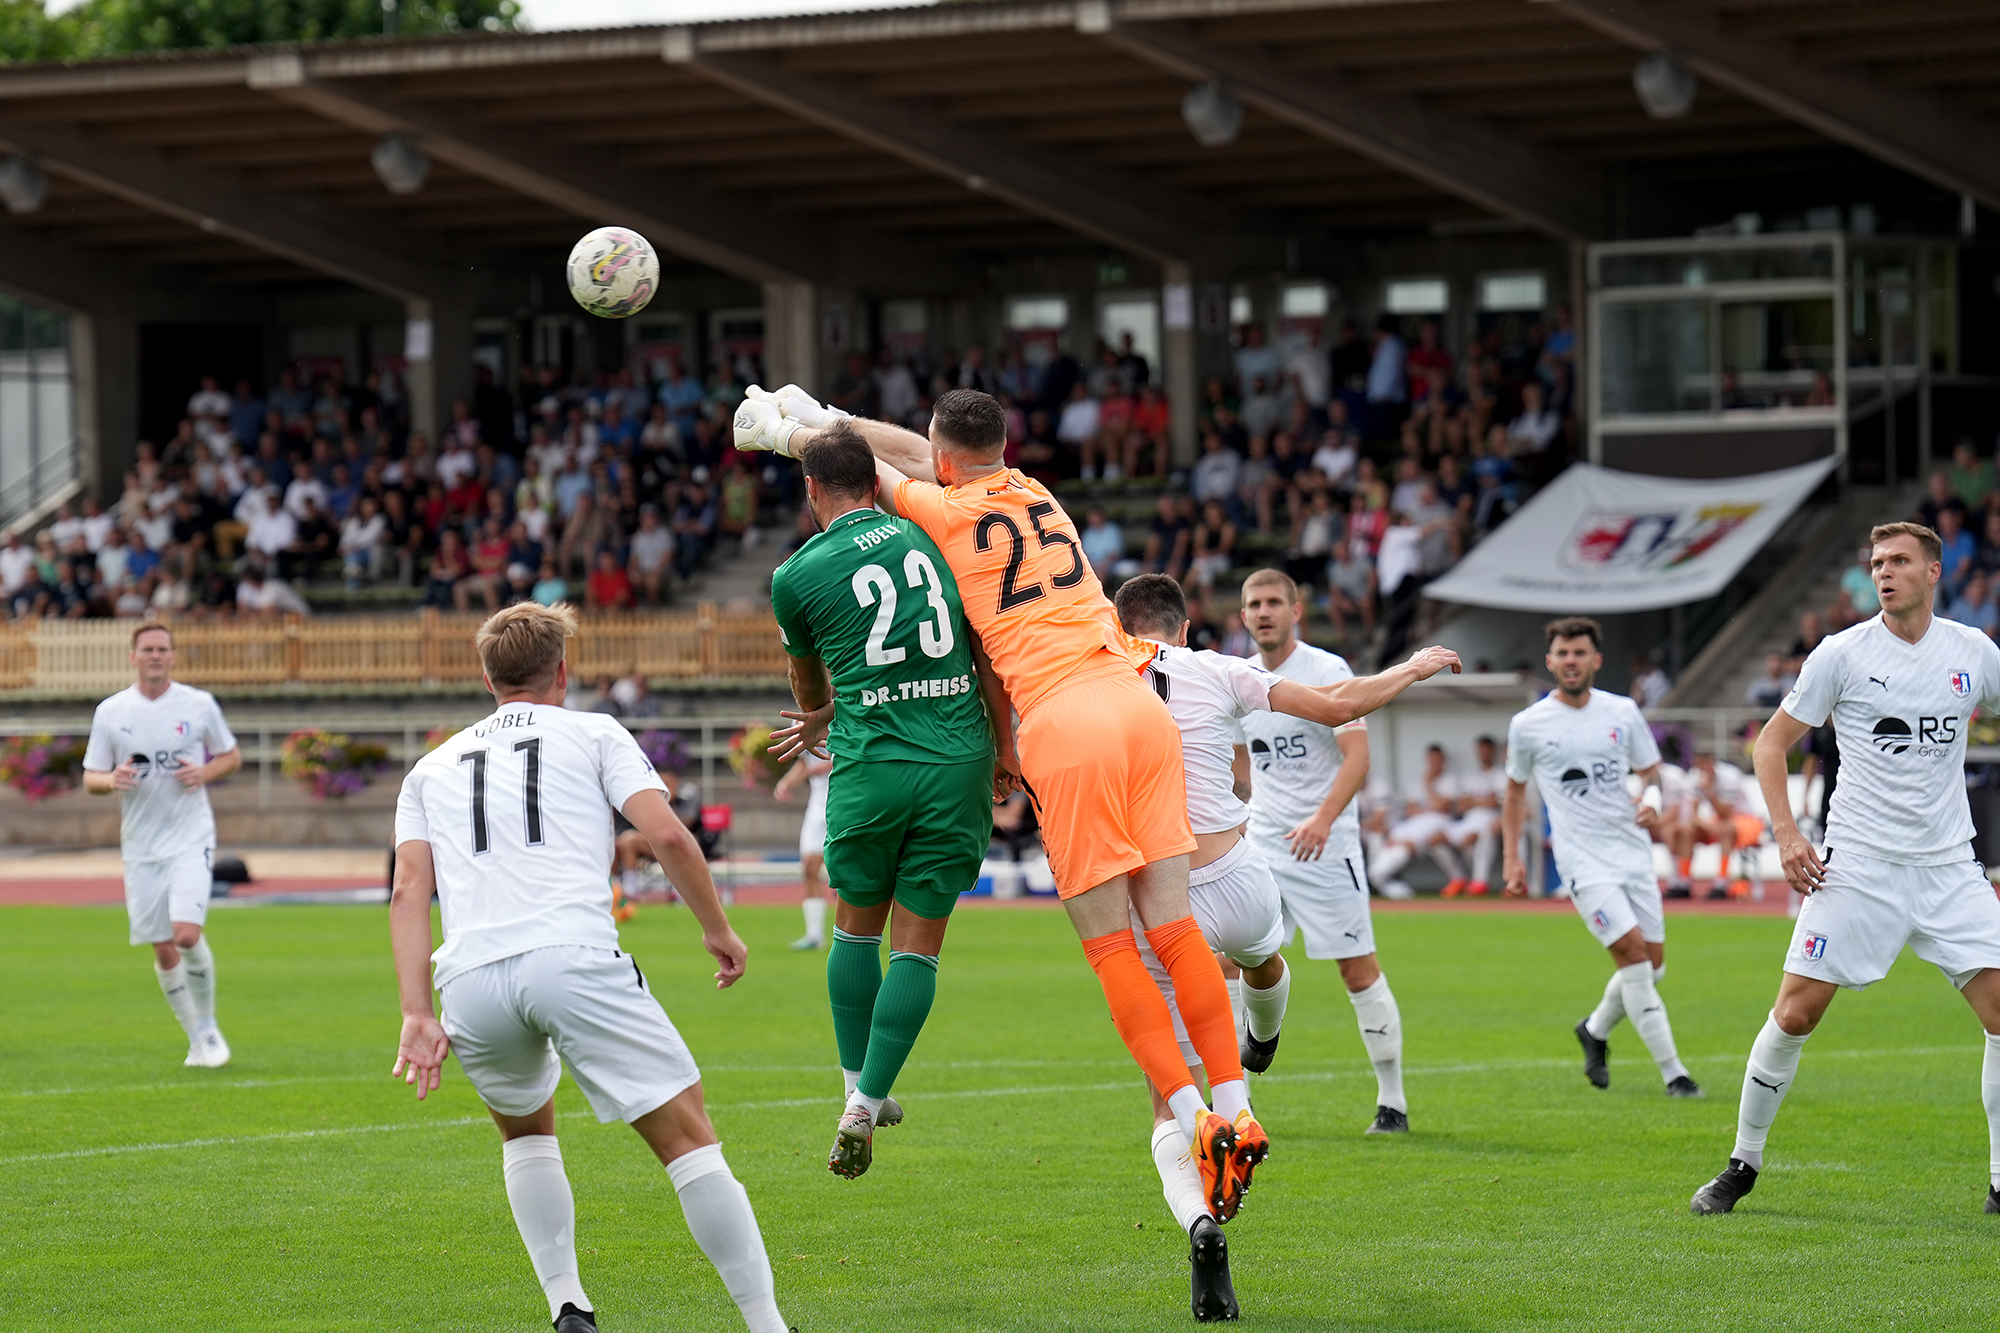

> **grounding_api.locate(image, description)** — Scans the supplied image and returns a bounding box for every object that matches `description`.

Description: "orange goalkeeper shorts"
[1015,670,1195,899]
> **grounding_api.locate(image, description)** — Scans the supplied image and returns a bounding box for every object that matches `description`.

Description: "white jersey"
[1694,760,1749,810]
[1136,639,1280,835]
[1658,761,1695,814]
[1506,688,1660,885]
[1783,614,2000,866]
[1236,641,1367,842]
[395,702,667,988]
[83,682,237,862]
[1448,764,1507,810]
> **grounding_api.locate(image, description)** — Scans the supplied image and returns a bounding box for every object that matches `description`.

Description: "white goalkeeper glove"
[732,399,807,458]
[745,383,850,430]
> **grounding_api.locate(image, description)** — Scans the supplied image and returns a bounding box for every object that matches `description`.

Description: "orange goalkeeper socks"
[1145,916,1246,1088]
[1081,928,1197,1101]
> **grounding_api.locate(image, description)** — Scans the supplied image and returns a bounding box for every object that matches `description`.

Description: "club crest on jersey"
[174,720,191,738]
[1951,671,1972,698]
[1801,933,1828,962]
[1590,909,1611,932]
[1607,726,1624,746]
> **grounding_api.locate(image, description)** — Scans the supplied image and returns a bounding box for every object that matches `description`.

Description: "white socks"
[1210,1077,1251,1123]
[666,1144,787,1333]
[1225,977,1245,1036]
[1349,975,1406,1112]
[845,1087,885,1125]
[1431,842,1468,881]
[801,896,827,944]
[1470,827,1495,883]
[1150,1119,1209,1234]
[1585,963,1664,1040]
[1369,844,1412,887]
[502,1136,590,1320]
[841,1067,862,1097]
[181,938,216,1030]
[155,959,202,1040]
[1733,1013,1811,1170]
[1243,963,1289,1042]
[1986,1032,2000,1190]
[621,867,641,896]
[1616,960,1687,1082]
[1166,1085,1207,1141]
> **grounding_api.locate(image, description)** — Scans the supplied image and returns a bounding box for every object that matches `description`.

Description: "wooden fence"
[0,606,790,696]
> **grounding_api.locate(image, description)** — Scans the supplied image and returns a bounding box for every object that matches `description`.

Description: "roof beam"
[671,36,1274,269]
[1089,13,1610,240]
[248,53,968,293]
[1545,0,2000,213]
[0,116,455,300]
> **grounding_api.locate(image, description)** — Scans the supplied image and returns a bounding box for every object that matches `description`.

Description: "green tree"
[1,0,520,64]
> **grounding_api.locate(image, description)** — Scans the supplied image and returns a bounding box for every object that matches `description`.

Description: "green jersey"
[770,506,990,765]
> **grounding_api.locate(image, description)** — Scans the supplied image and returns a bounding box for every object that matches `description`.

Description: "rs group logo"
[1801,933,1828,962]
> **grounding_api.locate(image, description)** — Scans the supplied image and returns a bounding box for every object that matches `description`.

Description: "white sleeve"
[1982,634,2000,713]
[82,702,116,773]
[1213,653,1276,716]
[393,768,431,846]
[1627,702,1661,770]
[598,720,668,812]
[203,695,238,756]
[1782,640,1840,727]
[1504,715,1533,784]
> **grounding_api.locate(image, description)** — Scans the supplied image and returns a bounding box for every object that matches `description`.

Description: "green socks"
[859,952,939,1101]
[827,928,882,1076]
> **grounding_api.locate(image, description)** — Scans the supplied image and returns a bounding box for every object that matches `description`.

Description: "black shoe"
[1664,881,1693,900]
[554,1304,597,1333]
[1240,1026,1281,1075]
[1189,1215,1240,1322]
[1690,1159,1758,1215]
[1574,1019,1609,1090]
[1666,1075,1704,1098]
[1704,883,1730,901]
[1365,1105,1409,1135]
[1985,1186,1999,1215]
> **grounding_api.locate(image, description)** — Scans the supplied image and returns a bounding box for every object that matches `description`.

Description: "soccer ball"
[566,226,658,319]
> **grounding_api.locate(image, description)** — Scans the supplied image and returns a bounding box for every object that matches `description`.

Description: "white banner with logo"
[1423,457,1838,613]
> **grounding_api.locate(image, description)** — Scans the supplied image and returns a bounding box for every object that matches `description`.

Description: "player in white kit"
[83,621,242,1068]
[1441,736,1506,895]
[389,603,789,1333]
[1500,617,1702,1099]
[1692,523,2000,1216]
[1235,569,1415,1135]
[774,750,833,950]
[1113,574,1459,1317]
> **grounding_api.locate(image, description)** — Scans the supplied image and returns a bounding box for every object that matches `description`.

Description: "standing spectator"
[1365,315,1408,437]
[875,348,920,425]
[95,526,133,591]
[1506,379,1562,456]
[1116,332,1150,390]
[1630,653,1672,709]
[1190,431,1241,507]
[1141,493,1191,582]
[1744,653,1796,708]
[1287,327,1331,430]
[1232,323,1282,399]
[628,506,676,606]
[586,548,635,611]
[1917,469,1962,533]
[1325,533,1377,641]
[672,481,717,582]
[1058,383,1103,476]
[187,375,231,428]
[0,529,32,606]
[1938,506,1977,600]
[1188,501,1237,591]
[1949,437,1996,509]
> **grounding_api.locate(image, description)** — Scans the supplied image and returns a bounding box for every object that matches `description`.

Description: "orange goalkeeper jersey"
[895,469,1129,715]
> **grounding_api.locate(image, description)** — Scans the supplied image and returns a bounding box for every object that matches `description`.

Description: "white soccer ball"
[566,226,659,319]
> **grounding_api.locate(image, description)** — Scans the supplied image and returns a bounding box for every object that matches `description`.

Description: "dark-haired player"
[1500,616,1701,1098]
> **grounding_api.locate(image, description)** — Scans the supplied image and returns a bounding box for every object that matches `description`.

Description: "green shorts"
[823,754,993,920]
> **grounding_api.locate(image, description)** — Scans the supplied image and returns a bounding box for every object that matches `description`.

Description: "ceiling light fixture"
[1181,81,1243,148]
[371,133,429,195]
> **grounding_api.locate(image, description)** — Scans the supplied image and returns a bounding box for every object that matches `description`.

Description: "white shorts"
[126,847,212,945]
[440,944,701,1124]
[1388,811,1453,847]
[1135,837,1287,1065]
[800,786,828,858]
[1447,807,1497,843]
[1261,830,1375,960]
[1788,847,2000,991]
[1567,875,1665,948]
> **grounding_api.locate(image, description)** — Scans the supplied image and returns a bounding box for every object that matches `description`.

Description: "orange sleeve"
[894,478,951,546]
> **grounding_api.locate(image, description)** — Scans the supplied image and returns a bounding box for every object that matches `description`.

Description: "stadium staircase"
[1663,479,1925,707]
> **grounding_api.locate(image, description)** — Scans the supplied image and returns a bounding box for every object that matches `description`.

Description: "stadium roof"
[0,0,1996,300]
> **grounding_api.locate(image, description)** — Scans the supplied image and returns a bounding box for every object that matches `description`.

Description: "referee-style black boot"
[554,1303,597,1332]
[1365,1106,1409,1135]
[1690,1159,1758,1215]
[1985,1186,1999,1215]
[1189,1215,1239,1322]
[1574,1019,1610,1089]
[1240,1026,1281,1075]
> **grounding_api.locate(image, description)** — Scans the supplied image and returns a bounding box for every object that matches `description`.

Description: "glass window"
[880,299,927,336]
[1599,243,1833,289]
[1385,278,1448,314]
[1004,296,1068,331]
[1228,292,1254,326]
[1280,283,1328,318]
[1098,297,1160,372]
[1718,297,1836,409]
[1480,273,1545,311]
[1600,299,1712,415]
[0,293,75,530]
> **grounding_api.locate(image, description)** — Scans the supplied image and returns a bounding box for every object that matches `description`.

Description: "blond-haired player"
[736,386,1265,1231]
[83,621,242,1067]
[389,602,789,1333]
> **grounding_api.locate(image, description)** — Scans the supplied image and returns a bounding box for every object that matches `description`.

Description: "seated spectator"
[1938,506,1977,599]
[80,497,116,554]
[1239,374,1281,439]
[46,558,88,618]
[1289,487,1340,589]
[586,548,635,612]
[0,530,32,605]
[151,561,192,615]
[1325,534,1377,641]
[1188,501,1236,591]
[1506,379,1561,455]
[288,498,336,580]
[629,506,675,606]
[1057,384,1102,475]
[1132,386,1170,446]
[126,530,161,586]
[1630,653,1672,709]
[1834,542,1880,626]
[95,527,132,591]
[1945,570,1999,636]
[1190,431,1241,506]
[424,530,469,610]
[1310,431,1358,493]
[1744,652,1796,708]
[717,461,759,544]
[283,460,328,521]
[1950,437,1995,510]
[673,481,716,581]
[558,492,610,581]
[454,518,510,613]
[1789,611,1825,670]
[1141,493,1191,583]
[1375,511,1424,604]
[532,559,568,607]
[1079,507,1125,583]
[1918,469,1963,533]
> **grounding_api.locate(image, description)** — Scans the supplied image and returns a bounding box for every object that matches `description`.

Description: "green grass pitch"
[4,901,1996,1330]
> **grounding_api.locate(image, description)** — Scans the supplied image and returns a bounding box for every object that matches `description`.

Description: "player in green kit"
[768,422,999,1179]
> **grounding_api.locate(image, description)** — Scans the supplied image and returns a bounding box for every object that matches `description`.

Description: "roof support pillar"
[762,281,819,399]
[404,294,475,450]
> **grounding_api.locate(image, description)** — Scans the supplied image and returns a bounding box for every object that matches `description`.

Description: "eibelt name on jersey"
[1784,614,2000,865]
[1134,639,1279,835]
[1505,688,1660,885]
[1236,641,1367,840]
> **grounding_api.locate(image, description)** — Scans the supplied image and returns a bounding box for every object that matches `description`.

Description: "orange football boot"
[1193,1109,1241,1221]
[1229,1110,1271,1211]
